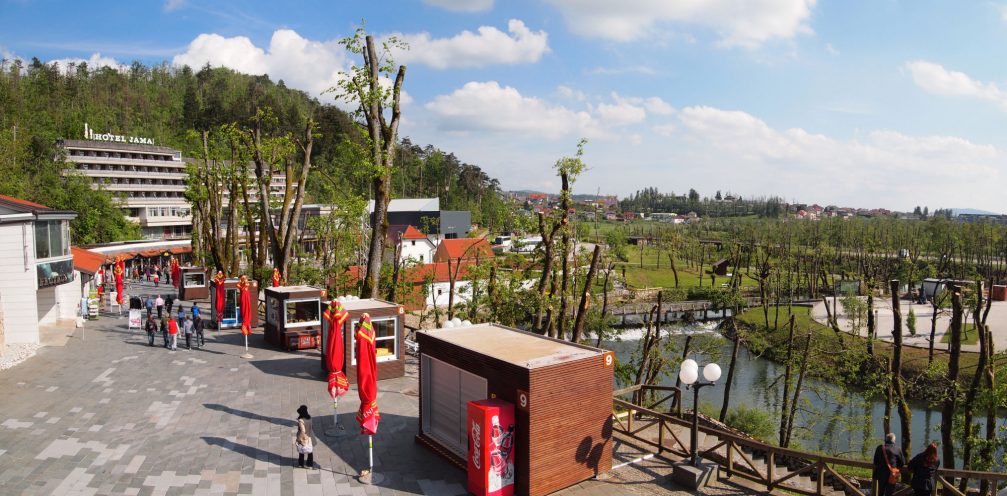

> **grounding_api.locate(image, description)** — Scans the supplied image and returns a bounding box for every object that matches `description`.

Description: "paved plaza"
[0,281,760,496]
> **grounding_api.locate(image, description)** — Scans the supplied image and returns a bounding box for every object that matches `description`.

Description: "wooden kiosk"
[264,286,326,350]
[320,298,406,381]
[210,277,259,330]
[416,324,614,496]
[178,267,209,301]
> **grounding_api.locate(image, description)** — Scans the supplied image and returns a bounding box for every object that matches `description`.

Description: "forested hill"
[0,58,508,242]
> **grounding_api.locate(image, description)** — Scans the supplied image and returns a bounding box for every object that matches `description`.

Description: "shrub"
[906,308,917,336]
[724,405,775,442]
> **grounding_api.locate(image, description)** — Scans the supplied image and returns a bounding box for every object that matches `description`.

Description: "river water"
[606,324,1006,465]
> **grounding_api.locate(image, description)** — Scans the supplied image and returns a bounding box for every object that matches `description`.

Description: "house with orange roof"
[433,238,494,263]
[387,225,436,264]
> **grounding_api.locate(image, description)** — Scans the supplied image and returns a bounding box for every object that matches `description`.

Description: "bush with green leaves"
[906,307,917,336]
[724,405,775,442]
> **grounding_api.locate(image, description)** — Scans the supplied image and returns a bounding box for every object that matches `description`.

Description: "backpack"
[884,446,900,484]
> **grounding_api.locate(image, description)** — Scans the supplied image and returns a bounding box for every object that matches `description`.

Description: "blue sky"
[3,0,1007,211]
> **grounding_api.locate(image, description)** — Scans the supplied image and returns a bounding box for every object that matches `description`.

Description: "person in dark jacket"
[193,314,205,349]
[144,314,158,346]
[907,443,939,496]
[160,316,170,348]
[165,294,175,315]
[873,433,906,496]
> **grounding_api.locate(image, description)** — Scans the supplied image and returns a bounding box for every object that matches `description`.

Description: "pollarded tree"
[332,27,406,298]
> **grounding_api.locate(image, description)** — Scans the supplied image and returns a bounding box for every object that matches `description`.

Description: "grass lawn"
[735,306,1002,384]
[938,323,981,345]
[622,263,757,291]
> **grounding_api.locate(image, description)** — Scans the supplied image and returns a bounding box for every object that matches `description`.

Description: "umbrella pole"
[368,435,373,472]
[241,334,253,359]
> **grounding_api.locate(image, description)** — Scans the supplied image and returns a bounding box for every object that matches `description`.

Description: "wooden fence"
[612,386,1007,496]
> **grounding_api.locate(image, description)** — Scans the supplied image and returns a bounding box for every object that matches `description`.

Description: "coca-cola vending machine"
[467,399,515,496]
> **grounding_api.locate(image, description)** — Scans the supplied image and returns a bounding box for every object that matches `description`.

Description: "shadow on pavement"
[203,403,297,428]
[202,436,292,467]
[248,357,324,381]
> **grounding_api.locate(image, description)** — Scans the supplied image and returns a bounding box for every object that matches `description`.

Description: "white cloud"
[825,42,839,55]
[544,0,816,48]
[393,20,548,69]
[422,0,494,12]
[556,85,587,102]
[424,81,602,139]
[587,65,658,76]
[171,30,359,105]
[595,99,646,126]
[163,0,186,12]
[905,60,1007,110]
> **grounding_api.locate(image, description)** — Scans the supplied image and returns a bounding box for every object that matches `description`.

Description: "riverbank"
[732,305,1007,404]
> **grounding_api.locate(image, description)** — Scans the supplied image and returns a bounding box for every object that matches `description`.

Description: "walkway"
[0,280,757,495]
[811,297,1007,353]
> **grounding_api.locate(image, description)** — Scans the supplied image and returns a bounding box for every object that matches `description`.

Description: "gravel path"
[0,343,41,371]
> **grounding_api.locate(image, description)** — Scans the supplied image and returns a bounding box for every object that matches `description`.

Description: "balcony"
[72,167,187,180]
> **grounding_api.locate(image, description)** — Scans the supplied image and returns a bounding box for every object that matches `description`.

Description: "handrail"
[612,394,1007,495]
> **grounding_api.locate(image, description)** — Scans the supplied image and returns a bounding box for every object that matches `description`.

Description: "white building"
[395,225,436,264]
[0,195,80,344]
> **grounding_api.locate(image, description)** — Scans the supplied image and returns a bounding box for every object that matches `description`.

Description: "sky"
[3,0,1007,212]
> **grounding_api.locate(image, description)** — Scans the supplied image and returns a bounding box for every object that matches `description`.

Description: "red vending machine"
[467,399,516,496]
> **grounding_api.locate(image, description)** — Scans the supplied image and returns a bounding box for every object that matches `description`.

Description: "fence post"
[658,421,665,454]
[767,451,775,491]
[726,440,734,479]
[816,461,824,495]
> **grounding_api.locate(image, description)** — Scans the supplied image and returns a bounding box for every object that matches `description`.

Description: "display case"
[264,285,325,350]
[211,277,259,330]
[320,298,406,381]
[416,324,613,496]
[178,267,209,301]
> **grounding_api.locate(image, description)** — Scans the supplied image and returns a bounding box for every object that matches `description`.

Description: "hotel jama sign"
[83,123,154,145]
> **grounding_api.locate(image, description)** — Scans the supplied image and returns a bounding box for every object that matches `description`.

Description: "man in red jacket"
[168,316,179,351]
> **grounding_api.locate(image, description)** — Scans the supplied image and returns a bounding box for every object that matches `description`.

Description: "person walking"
[907,443,939,496]
[183,315,194,350]
[145,295,154,317]
[168,316,179,351]
[144,314,157,346]
[294,405,315,469]
[145,266,151,282]
[176,305,185,329]
[160,316,170,348]
[153,271,160,287]
[193,313,205,349]
[155,294,164,319]
[165,294,175,316]
[191,304,200,319]
[873,433,906,496]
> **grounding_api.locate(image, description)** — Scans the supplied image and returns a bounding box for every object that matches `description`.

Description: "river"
[606,324,1006,465]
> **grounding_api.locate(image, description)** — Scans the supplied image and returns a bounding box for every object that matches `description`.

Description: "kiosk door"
[222,288,239,326]
[421,354,487,457]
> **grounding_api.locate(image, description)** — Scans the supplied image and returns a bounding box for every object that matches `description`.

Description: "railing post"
[726,440,734,479]
[658,420,665,454]
[816,461,825,495]
[767,451,775,491]
[627,407,633,433]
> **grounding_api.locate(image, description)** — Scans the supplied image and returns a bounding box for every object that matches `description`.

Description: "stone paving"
[0,280,758,495]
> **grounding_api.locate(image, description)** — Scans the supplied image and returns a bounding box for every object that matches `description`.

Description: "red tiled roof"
[346,261,474,284]
[435,238,494,261]
[170,246,191,254]
[0,194,49,210]
[71,246,105,275]
[403,226,427,240]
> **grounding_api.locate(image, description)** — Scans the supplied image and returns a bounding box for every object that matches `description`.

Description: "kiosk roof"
[340,298,399,311]
[420,324,601,369]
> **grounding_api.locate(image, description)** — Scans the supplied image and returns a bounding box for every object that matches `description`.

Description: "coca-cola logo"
[470,420,481,469]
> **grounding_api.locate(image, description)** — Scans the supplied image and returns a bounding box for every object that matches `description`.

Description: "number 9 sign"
[516,389,529,412]
[603,351,615,368]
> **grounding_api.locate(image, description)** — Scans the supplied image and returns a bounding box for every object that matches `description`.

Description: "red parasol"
[238,275,252,336]
[170,257,181,289]
[114,257,124,305]
[213,271,226,323]
[355,313,380,436]
[324,300,350,399]
[272,268,281,288]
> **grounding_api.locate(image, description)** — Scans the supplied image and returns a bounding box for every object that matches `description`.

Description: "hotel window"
[34,220,70,260]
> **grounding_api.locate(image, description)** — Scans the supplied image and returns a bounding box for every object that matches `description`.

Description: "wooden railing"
[612,390,1007,495]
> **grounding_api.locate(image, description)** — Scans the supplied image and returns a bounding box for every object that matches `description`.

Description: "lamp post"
[678,358,722,467]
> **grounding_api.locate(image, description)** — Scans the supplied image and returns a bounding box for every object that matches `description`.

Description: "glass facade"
[34,220,70,260]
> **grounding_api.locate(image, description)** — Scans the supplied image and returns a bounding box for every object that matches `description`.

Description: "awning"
[70,246,104,275]
[170,246,192,255]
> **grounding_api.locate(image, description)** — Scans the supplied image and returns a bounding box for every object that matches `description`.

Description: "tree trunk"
[668,253,679,287]
[534,212,556,333]
[447,257,457,321]
[940,289,963,469]
[866,291,875,356]
[960,282,989,486]
[784,332,812,448]
[572,245,602,344]
[779,314,796,446]
[719,319,741,423]
[889,280,912,459]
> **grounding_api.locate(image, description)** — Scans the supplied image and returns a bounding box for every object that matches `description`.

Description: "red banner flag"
[171,257,181,289]
[214,271,226,323]
[114,257,124,305]
[355,313,380,435]
[272,268,281,288]
[324,300,350,399]
[238,275,252,336]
